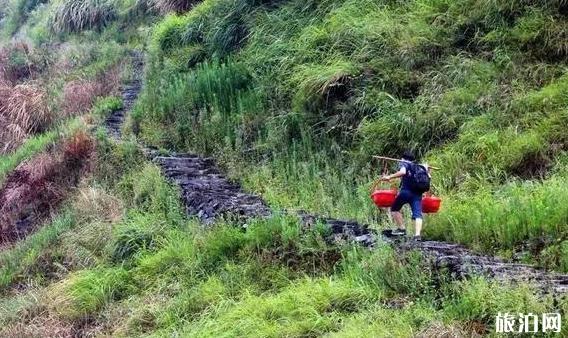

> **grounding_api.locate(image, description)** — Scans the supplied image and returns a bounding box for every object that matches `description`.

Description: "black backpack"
[408,163,431,194]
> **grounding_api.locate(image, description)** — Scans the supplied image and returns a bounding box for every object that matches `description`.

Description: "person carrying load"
[375,151,431,241]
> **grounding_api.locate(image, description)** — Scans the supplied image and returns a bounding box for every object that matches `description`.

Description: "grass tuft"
[50,0,117,34]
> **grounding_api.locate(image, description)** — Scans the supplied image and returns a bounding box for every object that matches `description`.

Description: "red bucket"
[371,189,398,208]
[422,195,442,213]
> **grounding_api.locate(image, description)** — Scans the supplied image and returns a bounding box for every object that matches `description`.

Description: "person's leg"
[390,191,409,235]
[392,211,405,229]
[410,194,423,238]
[414,218,423,236]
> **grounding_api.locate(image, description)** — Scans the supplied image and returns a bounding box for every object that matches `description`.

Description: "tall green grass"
[3,134,568,336]
[132,0,568,262]
[427,175,568,258]
[0,211,76,292]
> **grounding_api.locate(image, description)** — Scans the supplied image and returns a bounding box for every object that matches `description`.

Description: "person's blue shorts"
[391,189,423,220]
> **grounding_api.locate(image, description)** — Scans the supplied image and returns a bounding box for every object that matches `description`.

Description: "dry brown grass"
[97,64,121,97]
[0,83,53,132]
[72,186,124,224]
[0,115,28,154]
[0,82,53,154]
[62,129,95,165]
[0,319,75,338]
[0,131,95,245]
[0,288,99,338]
[417,321,473,338]
[61,80,101,116]
[62,66,121,116]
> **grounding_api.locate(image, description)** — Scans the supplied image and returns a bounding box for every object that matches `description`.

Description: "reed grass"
[50,0,117,34]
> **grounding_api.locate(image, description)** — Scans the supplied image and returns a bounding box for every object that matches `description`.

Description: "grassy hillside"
[132,0,568,266]
[1,0,567,336]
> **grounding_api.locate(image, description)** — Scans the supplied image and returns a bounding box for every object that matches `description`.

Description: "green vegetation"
[2,0,48,36]
[92,95,123,121]
[0,210,77,290]
[2,137,566,336]
[131,0,568,267]
[1,0,568,336]
[50,0,118,34]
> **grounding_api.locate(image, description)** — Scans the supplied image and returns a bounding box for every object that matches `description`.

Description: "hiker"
[379,151,431,241]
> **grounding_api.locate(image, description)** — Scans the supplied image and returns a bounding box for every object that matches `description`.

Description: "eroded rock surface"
[153,154,271,224]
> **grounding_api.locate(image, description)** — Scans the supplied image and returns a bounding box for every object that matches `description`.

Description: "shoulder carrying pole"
[373,155,440,170]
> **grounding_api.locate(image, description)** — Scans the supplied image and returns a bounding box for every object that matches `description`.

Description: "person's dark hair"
[402,150,416,162]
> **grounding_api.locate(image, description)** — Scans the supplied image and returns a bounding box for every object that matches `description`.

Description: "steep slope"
[1,0,568,336]
[105,58,568,294]
[132,0,568,270]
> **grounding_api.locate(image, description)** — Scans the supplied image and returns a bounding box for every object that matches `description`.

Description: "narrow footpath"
[107,54,568,294]
[105,51,144,139]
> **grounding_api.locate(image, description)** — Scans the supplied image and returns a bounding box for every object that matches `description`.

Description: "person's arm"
[381,166,406,181]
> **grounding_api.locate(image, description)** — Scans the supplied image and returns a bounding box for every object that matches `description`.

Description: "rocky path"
[114,54,568,295]
[151,154,568,293]
[153,154,271,224]
[105,51,144,138]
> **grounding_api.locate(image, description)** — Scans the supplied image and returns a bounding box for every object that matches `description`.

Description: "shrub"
[50,0,117,34]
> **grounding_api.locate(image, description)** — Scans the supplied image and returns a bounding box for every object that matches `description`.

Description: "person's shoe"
[412,235,422,242]
[391,228,407,236]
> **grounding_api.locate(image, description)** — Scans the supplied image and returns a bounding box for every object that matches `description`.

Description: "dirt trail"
[114,56,568,295]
